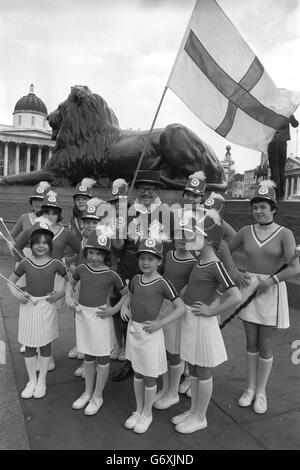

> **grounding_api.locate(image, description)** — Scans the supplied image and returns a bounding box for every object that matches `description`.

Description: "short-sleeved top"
[185,261,236,307]
[73,264,125,308]
[11,213,36,242]
[236,225,290,275]
[14,258,66,297]
[130,274,178,323]
[163,250,196,293]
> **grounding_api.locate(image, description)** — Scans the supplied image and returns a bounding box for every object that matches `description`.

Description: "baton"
[220,245,300,330]
[0,231,25,260]
[0,272,37,304]
[0,218,15,243]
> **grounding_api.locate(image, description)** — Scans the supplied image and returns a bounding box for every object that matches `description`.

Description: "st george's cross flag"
[166,0,300,153]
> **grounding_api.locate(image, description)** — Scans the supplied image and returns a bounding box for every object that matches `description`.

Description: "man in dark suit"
[267,115,299,200]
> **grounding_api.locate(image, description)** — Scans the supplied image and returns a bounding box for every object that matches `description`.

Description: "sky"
[0,0,299,174]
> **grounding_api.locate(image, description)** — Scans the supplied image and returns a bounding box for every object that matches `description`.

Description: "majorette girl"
[229,180,300,414]
[153,234,196,410]
[8,218,67,399]
[124,238,185,434]
[66,225,128,416]
[172,210,242,434]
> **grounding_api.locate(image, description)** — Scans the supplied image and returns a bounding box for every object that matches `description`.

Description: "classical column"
[15,142,20,175]
[4,142,8,176]
[297,176,300,194]
[284,178,289,200]
[26,144,31,172]
[48,147,52,161]
[290,177,295,196]
[37,145,42,170]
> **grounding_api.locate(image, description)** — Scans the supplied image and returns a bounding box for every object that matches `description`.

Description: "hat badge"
[145,238,156,248]
[258,187,268,195]
[205,197,214,207]
[191,178,199,187]
[48,195,56,203]
[36,186,44,194]
[112,187,119,195]
[88,206,95,213]
[97,235,107,246]
[79,184,87,192]
[179,217,189,227]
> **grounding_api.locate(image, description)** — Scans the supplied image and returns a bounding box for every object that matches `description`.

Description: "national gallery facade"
[0,85,54,177]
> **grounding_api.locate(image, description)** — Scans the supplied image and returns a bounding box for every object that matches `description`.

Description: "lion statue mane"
[1,85,226,190]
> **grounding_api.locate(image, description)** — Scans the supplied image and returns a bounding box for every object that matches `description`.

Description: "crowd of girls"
[3,173,299,434]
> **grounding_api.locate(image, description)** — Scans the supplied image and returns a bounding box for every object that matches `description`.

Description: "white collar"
[133,197,162,214]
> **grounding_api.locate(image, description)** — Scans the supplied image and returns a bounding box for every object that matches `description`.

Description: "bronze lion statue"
[1,85,226,190]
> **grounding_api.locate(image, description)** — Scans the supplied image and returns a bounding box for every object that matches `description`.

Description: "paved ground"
[0,255,299,450]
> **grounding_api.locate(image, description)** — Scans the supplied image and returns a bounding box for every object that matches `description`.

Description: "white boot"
[154,370,169,403]
[33,356,50,398]
[154,363,181,409]
[72,361,95,410]
[22,356,37,399]
[85,363,109,415]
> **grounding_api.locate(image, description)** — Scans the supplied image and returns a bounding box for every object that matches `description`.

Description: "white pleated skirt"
[180,305,227,368]
[126,320,167,378]
[159,300,181,355]
[75,304,113,356]
[18,296,58,347]
[238,273,289,328]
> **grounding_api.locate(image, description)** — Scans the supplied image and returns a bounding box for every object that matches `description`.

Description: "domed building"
[0,85,54,176]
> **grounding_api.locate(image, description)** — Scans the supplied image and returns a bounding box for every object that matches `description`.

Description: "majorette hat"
[41,190,62,212]
[73,178,96,199]
[82,198,105,220]
[184,171,206,196]
[250,180,277,205]
[108,178,128,203]
[132,170,165,188]
[136,238,164,259]
[204,192,225,213]
[84,224,112,253]
[29,216,54,239]
[29,181,51,201]
[177,210,206,243]
[204,209,223,247]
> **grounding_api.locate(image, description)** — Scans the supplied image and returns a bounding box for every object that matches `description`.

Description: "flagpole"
[127,1,200,200]
[127,86,168,199]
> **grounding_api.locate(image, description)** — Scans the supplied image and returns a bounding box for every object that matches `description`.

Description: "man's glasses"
[138,186,156,194]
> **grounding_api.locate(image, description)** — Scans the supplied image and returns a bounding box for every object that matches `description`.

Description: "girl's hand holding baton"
[0,273,32,304]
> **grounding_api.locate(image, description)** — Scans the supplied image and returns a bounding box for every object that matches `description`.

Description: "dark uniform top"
[163,250,196,293]
[73,264,124,308]
[184,260,235,306]
[130,275,178,323]
[14,258,66,297]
